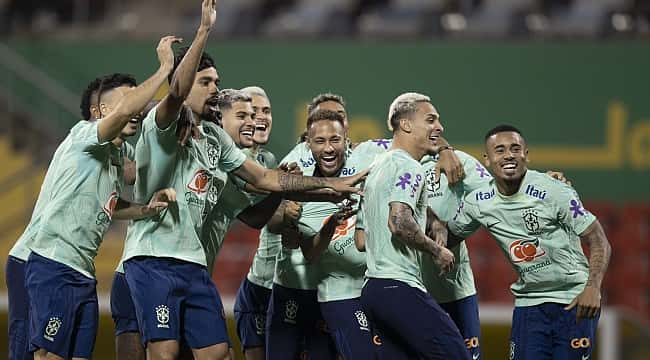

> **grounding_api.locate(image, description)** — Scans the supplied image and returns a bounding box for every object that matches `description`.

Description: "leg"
[110,271,144,360]
[304,303,337,360]
[69,294,99,360]
[265,284,306,359]
[234,279,271,360]
[26,253,92,359]
[552,304,600,360]
[6,256,33,360]
[124,258,183,354]
[115,333,145,360]
[509,304,554,360]
[320,299,375,360]
[361,278,469,360]
[32,349,64,360]
[184,265,231,357]
[439,295,482,359]
[147,340,180,360]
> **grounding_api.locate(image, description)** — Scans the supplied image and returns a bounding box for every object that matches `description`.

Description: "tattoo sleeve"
[388,202,438,256]
[278,172,328,192]
[580,220,612,288]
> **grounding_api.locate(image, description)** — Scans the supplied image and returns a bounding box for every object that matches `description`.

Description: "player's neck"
[193,111,203,126]
[495,171,527,196]
[390,135,425,161]
[112,136,125,147]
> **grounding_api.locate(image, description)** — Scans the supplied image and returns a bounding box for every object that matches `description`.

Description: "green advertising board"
[3,40,649,200]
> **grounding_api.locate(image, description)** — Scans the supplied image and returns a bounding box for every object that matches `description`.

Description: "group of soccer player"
[5,1,613,359]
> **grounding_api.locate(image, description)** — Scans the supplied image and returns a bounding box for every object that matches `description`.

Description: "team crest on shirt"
[522,209,542,234]
[207,143,220,168]
[254,314,266,335]
[354,310,370,331]
[155,305,170,328]
[44,317,62,341]
[284,300,298,324]
[425,168,441,195]
[96,191,118,226]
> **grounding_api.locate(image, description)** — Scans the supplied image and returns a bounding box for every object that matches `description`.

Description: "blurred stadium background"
[1,0,649,359]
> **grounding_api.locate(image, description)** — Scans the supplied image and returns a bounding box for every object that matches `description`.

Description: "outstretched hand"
[146,188,177,213]
[330,168,368,195]
[156,35,183,70]
[200,0,217,29]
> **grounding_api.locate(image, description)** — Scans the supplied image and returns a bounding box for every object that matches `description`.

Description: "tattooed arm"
[565,220,611,320]
[231,159,367,194]
[388,202,455,273]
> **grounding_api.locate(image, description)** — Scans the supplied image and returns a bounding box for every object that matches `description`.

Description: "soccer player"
[438,125,611,360]
[359,92,469,359]
[8,36,179,360]
[294,109,374,359]
[122,3,366,359]
[232,86,283,360]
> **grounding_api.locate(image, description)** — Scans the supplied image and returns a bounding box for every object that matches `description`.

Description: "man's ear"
[399,117,412,133]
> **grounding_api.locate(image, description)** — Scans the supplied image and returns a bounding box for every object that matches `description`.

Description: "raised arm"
[388,201,455,273]
[565,220,612,320]
[155,0,216,129]
[97,36,178,142]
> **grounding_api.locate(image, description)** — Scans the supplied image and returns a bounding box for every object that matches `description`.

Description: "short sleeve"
[70,120,108,148]
[387,160,425,212]
[124,142,136,161]
[140,104,180,149]
[296,219,319,241]
[448,197,482,239]
[554,182,596,235]
[213,126,247,173]
[459,152,491,192]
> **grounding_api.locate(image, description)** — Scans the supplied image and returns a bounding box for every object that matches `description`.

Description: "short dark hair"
[215,89,252,111]
[168,46,217,83]
[484,124,524,142]
[80,73,137,120]
[307,93,346,115]
[306,109,345,130]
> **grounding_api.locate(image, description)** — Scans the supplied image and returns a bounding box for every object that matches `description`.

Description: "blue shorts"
[123,257,230,349]
[110,271,139,336]
[440,295,482,358]
[25,252,98,359]
[6,255,33,360]
[266,283,336,360]
[320,298,376,360]
[234,278,271,350]
[361,278,469,360]
[510,303,600,360]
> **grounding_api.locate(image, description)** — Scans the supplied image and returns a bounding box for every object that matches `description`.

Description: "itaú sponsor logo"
[187,169,210,194]
[509,238,546,263]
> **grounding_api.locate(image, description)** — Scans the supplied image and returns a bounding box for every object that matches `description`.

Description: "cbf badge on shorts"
[156,305,170,328]
[44,317,62,341]
[284,300,298,324]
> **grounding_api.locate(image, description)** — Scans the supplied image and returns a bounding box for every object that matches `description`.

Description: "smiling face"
[484,131,528,182]
[251,94,272,145]
[221,100,256,148]
[407,102,443,156]
[307,119,347,177]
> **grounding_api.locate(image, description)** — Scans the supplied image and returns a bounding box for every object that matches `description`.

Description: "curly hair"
[306,93,346,115]
[80,73,136,120]
[168,46,217,84]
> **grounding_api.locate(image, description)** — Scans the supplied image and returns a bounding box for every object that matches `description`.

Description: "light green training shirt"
[449,170,596,307]
[419,150,489,303]
[123,106,247,267]
[363,149,429,292]
[23,121,126,278]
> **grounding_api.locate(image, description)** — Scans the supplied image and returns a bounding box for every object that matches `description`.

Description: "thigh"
[183,268,230,349]
[361,278,469,360]
[320,299,375,360]
[303,298,336,360]
[234,279,271,350]
[265,284,305,360]
[70,295,99,359]
[110,272,139,336]
[124,257,182,345]
[439,295,482,358]
[26,254,91,359]
[552,306,599,360]
[6,256,32,360]
[510,305,554,360]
